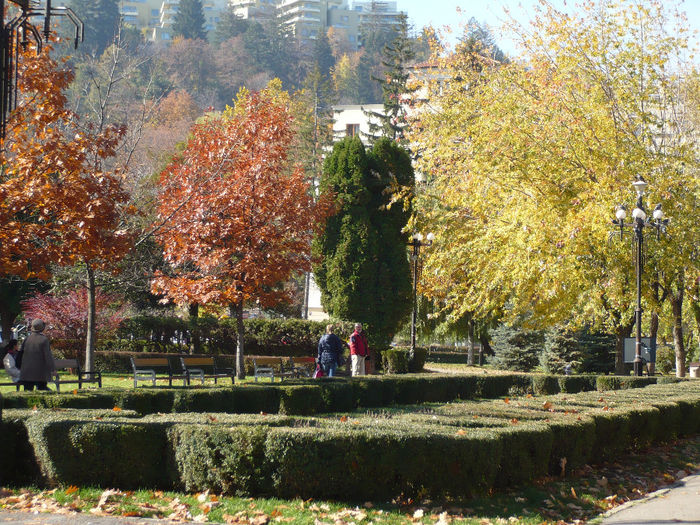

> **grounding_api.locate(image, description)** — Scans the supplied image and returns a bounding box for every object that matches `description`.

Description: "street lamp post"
[408,232,434,360]
[612,175,668,376]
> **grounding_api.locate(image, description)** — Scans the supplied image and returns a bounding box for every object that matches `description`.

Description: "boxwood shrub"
[0,382,698,499]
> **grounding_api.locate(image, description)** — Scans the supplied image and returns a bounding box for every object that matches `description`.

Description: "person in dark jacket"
[317,324,345,377]
[349,323,369,376]
[18,319,56,391]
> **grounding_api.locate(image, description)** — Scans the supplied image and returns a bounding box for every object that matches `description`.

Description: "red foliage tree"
[152,82,331,378]
[22,289,129,345]
[0,43,134,372]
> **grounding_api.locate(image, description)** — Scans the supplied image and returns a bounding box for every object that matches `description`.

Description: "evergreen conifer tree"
[172,0,208,41]
[540,327,584,374]
[312,137,414,348]
[313,29,336,79]
[68,0,120,56]
[212,7,249,45]
[365,14,415,143]
[490,323,543,371]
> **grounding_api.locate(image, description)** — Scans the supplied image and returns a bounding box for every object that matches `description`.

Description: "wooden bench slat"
[181,357,215,366]
[132,358,169,366]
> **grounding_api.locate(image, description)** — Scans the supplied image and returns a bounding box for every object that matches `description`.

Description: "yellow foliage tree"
[409,0,700,375]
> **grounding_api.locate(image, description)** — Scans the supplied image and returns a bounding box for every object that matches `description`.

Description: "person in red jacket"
[349,323,369,376]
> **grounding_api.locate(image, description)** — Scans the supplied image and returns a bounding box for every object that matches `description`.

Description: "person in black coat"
[316,324,345,377]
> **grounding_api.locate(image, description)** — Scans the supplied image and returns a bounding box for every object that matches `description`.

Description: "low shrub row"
[109,317,356,358]
[1,382,698,499]
[382,347,428,373]
[1,372,665,416]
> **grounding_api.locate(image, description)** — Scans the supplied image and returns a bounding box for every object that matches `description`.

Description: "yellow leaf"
[65,486,79,495]
[112,406,122,412]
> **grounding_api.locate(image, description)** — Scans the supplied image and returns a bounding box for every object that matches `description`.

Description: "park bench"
[51,359,102,392]
[288,356,316,378]
[253,356,296,382]
[130,356,188,388]
[0,380,20,391]
[179,356,235,385]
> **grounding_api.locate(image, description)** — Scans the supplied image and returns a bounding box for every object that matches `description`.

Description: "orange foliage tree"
[152,82,331,378]
[0,44,133,373]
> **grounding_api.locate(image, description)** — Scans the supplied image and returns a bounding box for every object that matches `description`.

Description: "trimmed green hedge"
[2,373,664,416]
[1,381,698,499]
[105,317,356,359]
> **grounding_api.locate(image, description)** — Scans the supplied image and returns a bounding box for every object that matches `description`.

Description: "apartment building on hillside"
[120,0,228,42]
[231,0,403,49]
[120,0,403,46]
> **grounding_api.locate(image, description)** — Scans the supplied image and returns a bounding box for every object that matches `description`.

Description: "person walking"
[317,324,345,377]
[349,323,369,376]
[18,319,56,391]
[2,339,20,383]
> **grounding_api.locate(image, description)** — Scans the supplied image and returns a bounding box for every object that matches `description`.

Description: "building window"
[341,15,348,21]
[346,124,360,137]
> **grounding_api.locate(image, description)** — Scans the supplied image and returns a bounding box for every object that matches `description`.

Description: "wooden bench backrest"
[181,357,215,367]
[132,357,170,367]
[54,358,80,370]
[254,357,282,366]
[293,357,316,364]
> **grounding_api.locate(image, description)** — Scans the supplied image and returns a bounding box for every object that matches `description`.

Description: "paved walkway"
[601,470,700,525]
[0,511,176,524]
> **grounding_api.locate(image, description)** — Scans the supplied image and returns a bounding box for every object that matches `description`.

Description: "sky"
[398,0,700,57]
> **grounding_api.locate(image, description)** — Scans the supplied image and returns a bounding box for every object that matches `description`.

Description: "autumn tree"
[409,0,700,376]
[312,137,414,349]
[0,44,133,373]
[152,81,329,378]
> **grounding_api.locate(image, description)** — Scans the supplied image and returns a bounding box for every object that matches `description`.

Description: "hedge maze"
[1,374,698,501]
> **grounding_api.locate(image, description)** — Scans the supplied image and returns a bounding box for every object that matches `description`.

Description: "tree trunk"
[85,265,97,374]
[614,314,636,375]
[671,291,686,378]
[188,302,200,355]
[648,310,659,376]
[467,317,475,366]
[0,305,16,342]
[231,302,245,379]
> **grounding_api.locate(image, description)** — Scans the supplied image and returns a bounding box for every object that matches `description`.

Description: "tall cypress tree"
[172,0,208,41]
[312,137,414,348]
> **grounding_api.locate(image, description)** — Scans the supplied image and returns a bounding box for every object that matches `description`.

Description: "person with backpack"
[2,339,20,383]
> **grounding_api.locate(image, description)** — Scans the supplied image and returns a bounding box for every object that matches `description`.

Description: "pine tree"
[490,323,543,372]
[312,137,414,349]
[212,6,249,45]
[172,0,208,41]
[365,14,415,143]
[313,29,335,79]
[540,327,584,374]
[68,0,120,56]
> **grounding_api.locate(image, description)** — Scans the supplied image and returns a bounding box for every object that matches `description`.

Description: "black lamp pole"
[633,189,645,377]
[408,232,433,360]
[612,175,668,376]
